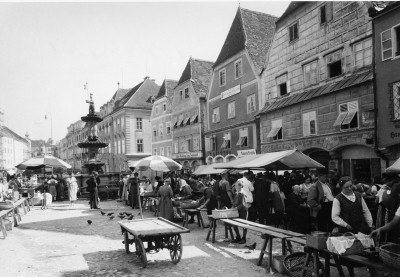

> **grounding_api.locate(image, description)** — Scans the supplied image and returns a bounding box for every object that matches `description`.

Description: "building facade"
[151,79,178,159]
[205,7,277,164]
[0,126,31,169]
[171,58,213,171]
[98,77,160,172]
[371,2,400,165]
[258,1,380,181]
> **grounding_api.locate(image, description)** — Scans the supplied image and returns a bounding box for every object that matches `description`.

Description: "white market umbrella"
[129,155,182,172]
[16,155,72,170]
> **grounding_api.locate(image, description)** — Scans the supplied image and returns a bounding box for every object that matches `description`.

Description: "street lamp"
[45,113,53,145]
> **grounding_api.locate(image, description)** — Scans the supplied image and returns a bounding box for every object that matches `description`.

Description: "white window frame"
[212,107,220,123]
[354,38,372,70]
[159,146,164,156]
[136,118,143,130]
[211,136,217,151]
[333,101,359,129]
[159,123,163,136]
[289,22,299,43]
[219,68,226,87]
[267,119,283,140]
[185,138,191,152]
[153,148,157,155]
[302,111,317,137]
[247,94,256,114]
[228,101,235,119]
[276,74,290,96]
[221,132,231,149]
[303,60,318,87]
[234,59,243,79]
[174,141,179,154]
[167,146,171,157]
[166,121,171,134]
[155,105,159,115]
[392,81,400,120]
[236,128,248,147]
[152,126,157,137]
[381,28,393,61]
[179,90,183,100]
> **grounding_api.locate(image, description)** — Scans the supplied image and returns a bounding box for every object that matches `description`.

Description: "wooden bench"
[220,218,306,273]
[181,209,204,228]
[0,198,31,238]
[0,208,13,238]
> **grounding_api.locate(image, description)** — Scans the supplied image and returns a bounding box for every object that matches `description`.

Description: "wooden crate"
[212,209,239,219]
[306,234,328,250]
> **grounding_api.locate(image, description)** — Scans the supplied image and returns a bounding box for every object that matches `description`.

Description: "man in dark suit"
[86,171,100,209]
[307,168,335,232]
[129,172,139,209]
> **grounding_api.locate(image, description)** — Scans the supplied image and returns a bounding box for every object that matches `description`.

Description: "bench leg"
[198,212,205,228]
[182,212,188,228]
[212,219,217,243]
[22,203,27,215]
[196,212,202,227]
[228,225,234,241]
[267,237,273,273]
[12,209,18,227]
[0,218,7,238]
[258,235,268,266]
[206,218,214,242]
[282,238,287,255]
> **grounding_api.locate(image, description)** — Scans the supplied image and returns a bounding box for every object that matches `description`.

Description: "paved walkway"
[1,199,368,277]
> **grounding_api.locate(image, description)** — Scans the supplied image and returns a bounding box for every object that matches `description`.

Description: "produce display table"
[118,217,190,268]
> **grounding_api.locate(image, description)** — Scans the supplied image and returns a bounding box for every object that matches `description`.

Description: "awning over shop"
[192,164,227,175]
[191,114,198,123]
[213,149,324,170]
[385,158,400,173]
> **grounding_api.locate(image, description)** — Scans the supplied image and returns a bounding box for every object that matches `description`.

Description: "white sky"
[0,1,289,142]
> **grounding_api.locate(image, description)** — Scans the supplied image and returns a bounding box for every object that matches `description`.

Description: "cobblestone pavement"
[2,200,368,277]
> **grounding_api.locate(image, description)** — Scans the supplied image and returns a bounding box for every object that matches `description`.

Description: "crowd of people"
[114,168,400,246]
[0,171,80,206]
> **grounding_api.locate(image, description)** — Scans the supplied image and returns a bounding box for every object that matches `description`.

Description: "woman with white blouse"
[331,176,372,234]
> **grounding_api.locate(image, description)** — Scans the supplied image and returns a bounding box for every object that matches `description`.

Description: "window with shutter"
[333,101,359,129]
[302,111,317,137]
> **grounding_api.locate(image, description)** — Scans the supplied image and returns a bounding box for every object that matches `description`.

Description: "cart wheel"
[124,231,130,254]
[169,234,182,264]
[135,238,147,268]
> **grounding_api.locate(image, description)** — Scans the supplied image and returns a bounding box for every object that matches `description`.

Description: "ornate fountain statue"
[77,92,108,174]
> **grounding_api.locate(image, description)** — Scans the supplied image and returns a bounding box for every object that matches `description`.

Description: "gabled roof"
[213,7,278,74]
[258,70,373,115]
[155,79,178,100]
[177,58,213,97]
[113,77,160,110]
[0,126,27,142]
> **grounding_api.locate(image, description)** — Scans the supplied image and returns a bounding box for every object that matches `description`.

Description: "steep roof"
[258,70,373,115]
[213,7,278,74]
[155,79,178,100]
[177,58,213,97]
[113,77,160,110]
[111,88,130,102]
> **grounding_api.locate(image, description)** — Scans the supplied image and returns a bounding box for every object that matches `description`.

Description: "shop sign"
[237,149,256,157]
[221,85,240,100]
[173,151,202,159]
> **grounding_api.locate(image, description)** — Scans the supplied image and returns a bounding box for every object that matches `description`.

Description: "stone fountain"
[77,93,108,174]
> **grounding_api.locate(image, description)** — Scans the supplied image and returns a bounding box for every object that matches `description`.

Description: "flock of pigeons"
[86,211,134,225]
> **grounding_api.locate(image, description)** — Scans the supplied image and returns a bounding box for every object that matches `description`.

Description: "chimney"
[144,76,150,80]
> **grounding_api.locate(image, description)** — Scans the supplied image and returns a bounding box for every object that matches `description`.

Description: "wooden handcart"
[118,217,190,268]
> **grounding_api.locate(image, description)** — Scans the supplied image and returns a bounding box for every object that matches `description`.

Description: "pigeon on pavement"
[107,212,114,216]
[87,220,92,225]
[127,215,134,220]
[100,211,105,216]
[109,216,115,220]
[118,215,125,219]
[245,242,257,250]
